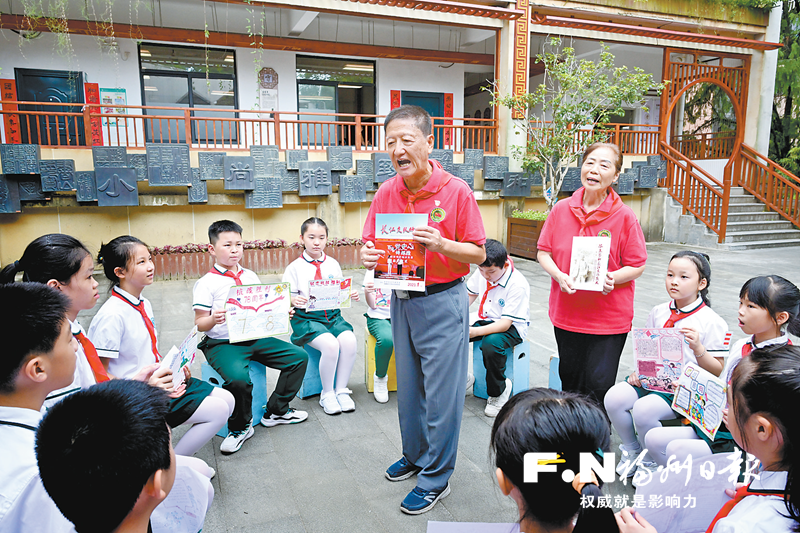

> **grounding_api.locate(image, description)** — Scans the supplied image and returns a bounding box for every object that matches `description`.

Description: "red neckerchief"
[478,265,511,319]
[569,187,625,236]
[399,161,452,213]
[112,291,161,362]
[663,302,706,328]
[209,266,243,285]
[74,331,110,383]
[705,484,784,533]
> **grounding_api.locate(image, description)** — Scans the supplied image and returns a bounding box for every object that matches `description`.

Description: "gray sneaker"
[220,424,254,454]
[261,408,308,427]
[484,378,512,417]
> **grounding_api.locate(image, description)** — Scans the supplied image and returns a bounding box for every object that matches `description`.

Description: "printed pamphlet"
[374,213,427,292]
[568,236,611,291]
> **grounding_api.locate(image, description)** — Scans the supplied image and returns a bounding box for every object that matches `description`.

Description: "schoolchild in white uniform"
[616,345,800,533]
[466,239,530,418]
[89,236,235,457]
[642,274,800,471]
[283,217,360,415]
[363,269,393,403]
[605,251,730,475]
[0,283,78,533]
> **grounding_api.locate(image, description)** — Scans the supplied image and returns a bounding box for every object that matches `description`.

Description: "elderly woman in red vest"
[537,143,647,408]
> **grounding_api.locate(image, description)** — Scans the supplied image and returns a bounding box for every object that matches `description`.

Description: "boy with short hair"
[36,380,174,533]
[0,282,77,533]
[193,219,309,454]
[466,239,530,417]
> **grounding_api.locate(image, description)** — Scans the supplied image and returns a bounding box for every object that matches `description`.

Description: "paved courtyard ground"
[78,243,800,533]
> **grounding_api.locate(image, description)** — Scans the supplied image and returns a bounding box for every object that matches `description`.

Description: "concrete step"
[725,239,800,251]
[728,203,768,213]
[727,211,783,222]
[728,194,761,205]
[725,220,796,232]
[724,228,800,243]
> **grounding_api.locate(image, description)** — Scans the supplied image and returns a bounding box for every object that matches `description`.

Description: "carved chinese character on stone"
[372,153,394,184]
[76,171,98,202]
[501,172,532,197]
[326,146,353,171]
[92,147,127,168]
[298,161,332,196]
[430,149,454,174]
[223,156,256,191]
[464,149,483,168]
[452,164,475,190]
[339,174,367,203]
[614,171,635,195]
[483,156,509,181]
[250,145,280,177]
[96,168,139,206]
[355,159,376,192]
[198,152,225,181]
[1,144,41,175]
[286,150,308,170]
[127,154,148,181]
[39,160,76,191]
[272,161,299,192]
[561,167,582,192]
[0,176,22,213]
[637,166,658,188]
[245,176,283,208]
[146,144,191,186]
[9,174,49,201]
[188,168,208,204]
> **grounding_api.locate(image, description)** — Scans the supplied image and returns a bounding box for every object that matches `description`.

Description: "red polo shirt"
[363,160,486,285]
[537,187,648,334]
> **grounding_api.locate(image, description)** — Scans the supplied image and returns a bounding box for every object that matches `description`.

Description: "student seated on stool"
[467,239,530,417]
[363,269,393,403]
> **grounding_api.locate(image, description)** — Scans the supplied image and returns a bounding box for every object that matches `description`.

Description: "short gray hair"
[384,105,432,136]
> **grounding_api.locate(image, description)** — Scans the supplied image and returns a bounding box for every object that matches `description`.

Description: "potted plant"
[507,209,548,261]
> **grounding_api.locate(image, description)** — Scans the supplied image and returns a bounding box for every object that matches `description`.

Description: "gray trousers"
[390,282,469,491]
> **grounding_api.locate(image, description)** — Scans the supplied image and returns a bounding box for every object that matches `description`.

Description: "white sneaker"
[336,388,356,412]
[373,374,389,403]
[616,443,644,478]
[484,378,512,417]
[220,424,254,454]
[320,391,342,415]
[465,372,475,394]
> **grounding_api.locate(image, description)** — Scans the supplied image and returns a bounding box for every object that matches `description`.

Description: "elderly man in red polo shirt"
[361,105,486,515]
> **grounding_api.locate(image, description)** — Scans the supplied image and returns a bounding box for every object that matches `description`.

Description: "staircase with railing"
[659,140,800,249]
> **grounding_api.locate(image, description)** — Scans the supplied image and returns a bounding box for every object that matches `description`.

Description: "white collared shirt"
[0,406,75,533]
[646,297,730,367]
[42,320,97,413]
[192,263,262,340]
[466,266,530,338]
[723,333,791,384]
[282,251,344,298]
[713,470,794,533]
[87,286,158,379]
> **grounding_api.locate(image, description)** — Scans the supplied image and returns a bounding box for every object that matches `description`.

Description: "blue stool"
[296,345,333,399]
[201,361,268,437]
[549,353,562,391]
[472,339,530,400]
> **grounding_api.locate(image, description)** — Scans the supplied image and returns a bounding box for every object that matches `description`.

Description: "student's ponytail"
[672,251,712,307]
[0,234,90,285]
[98,236,147,287]
[730,346,800,531]
[574,482,617,533]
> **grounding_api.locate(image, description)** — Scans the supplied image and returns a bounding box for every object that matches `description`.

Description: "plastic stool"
[364,326,397,393]
[201,361,267,437]
[549,353,561,391]
[472,339,530,400]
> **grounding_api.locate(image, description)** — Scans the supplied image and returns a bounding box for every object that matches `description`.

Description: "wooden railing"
[737,144,800,229]
[659,140,731,242]
[529,124,660,156]
[0,100,498,153]
[671,132,736,160]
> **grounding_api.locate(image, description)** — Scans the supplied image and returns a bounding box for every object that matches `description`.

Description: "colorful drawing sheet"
[225,283,291,343]
[671,362,727,440]
[568,236,611,291]
[633,327,685,393]
[374,213,427,291]
[159,326,199,390]
[364,269,390,308]
[307,277,352,311]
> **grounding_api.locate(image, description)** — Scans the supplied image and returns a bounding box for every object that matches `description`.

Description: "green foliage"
[770,1,800,177]
[494,37,665,210]
[682,82,736,135]
[510,209,548,221]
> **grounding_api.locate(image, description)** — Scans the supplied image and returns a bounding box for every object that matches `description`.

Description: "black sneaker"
[385,456,422,481]
[260,408,309,427]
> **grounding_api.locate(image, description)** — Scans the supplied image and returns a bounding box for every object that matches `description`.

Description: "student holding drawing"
[283,217,359,416]
[193,220,309,455]
[642,275,800,468]
[537,142,647,407]
[604,251,729,476]
[363,270,393,404]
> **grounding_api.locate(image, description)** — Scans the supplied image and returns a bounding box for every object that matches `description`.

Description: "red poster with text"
[1,79,21,144]
[84,83,103,146]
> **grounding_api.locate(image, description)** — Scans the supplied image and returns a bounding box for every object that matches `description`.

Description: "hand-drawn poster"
[307,277,352,311]
[633,327,685,393]
[672,362,727,440]
[569,236,611,291]
[159,326,199,390]
[225,283,290,343]
[374,213,427,291]
[100,87,127,126]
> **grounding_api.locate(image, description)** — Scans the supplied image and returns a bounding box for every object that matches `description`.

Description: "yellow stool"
[364,326,398,393]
